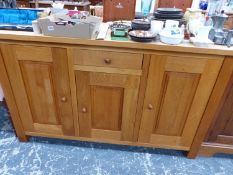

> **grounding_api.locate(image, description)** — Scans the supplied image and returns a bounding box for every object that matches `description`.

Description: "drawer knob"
[104,58,112,64]
[81,107,87,113]
[61,97,67,102]
[148,104,153,110]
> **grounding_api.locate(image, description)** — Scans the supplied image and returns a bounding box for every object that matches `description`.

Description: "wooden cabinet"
[158,0,192,11]
[0,41,227,155]
[0,44,75,136]
[189,58,233,157]
[69,49,142,142]
[138,54,223,150]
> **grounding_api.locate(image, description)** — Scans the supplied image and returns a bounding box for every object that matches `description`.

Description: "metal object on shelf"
[110,22,131,41]
[208,11,233,46]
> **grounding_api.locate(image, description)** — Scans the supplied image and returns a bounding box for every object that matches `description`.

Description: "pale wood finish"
[34,123,63,135]
[52,48,75,135]
[74,65,142,76]
[20,62,59,125]
[25,130,189,151]
[133,55,151,142]
[0,48,28,141]
[73,49,143,70]
[14,45,52,62]
[91,129,121,141]
[0,37,229,156]
[67,49,80,136]
[154,72,200,136]
[1,44,35,131]
[138,54,223,150]
[0,30,232,56]
[188,58,233,158]
[91,86,123,131]
[75,70,140,142]
[1,44,75,136]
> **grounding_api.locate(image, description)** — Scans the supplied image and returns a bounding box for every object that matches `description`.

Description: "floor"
[1,105,233,175]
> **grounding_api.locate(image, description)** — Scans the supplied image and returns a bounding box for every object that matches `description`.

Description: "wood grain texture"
[199,142,233,157]
[91,86,123,131]
[34,123,63,135]
[1,44,34,131]
[133,55,151,142]
[74,65,142,76]
[14,45,52,62]
[103,0,136,22]
[91,129,121,141]
[75,71,92,137]
[207,75,233,142]
[73,49,143,70]
[0,31,232,56]
[20,62,59,125]
[67,48,80,136]
[0,47,28,141]
[52,48,75,136]
[159,0,192,11]
[24,130,189,151]
[192,58,233,157]
[139,54,223,150]
[188,58,233,158]
[154,72,200,136]
[75,70,140,142]
[1,44,75,136]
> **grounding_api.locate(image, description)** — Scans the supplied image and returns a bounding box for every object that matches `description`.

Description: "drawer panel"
[73,49,143,70]
[14,45,53,62]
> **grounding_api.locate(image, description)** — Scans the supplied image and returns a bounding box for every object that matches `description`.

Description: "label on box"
[48,26,54,31]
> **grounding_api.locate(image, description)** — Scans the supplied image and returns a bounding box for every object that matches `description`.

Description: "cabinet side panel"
[0,47,28,141]
[1,44,34,131]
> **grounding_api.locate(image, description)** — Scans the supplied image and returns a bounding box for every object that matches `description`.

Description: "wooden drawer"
[73,49,143,70]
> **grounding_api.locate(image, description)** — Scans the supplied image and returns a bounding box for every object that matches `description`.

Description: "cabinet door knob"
[81,107,87,113]
[61,97,67,102]
[148,104,153,110]
[104,58,112,64]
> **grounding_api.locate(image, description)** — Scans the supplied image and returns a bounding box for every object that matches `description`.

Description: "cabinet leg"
[187,151,198,159]
[18,135,30,142]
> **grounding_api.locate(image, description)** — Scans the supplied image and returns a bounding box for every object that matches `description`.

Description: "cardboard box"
[38,16,101,39]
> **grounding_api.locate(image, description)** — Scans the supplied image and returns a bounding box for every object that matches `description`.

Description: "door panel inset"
[20,61,60,125]
[76,70,140,142]
[154,72,200,136]
[91,86,124,131]
[139,54,223,150]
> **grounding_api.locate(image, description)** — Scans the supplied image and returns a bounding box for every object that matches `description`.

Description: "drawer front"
[73,49,143,70]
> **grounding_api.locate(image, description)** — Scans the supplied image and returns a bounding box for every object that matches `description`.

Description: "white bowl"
[159,33,183,45]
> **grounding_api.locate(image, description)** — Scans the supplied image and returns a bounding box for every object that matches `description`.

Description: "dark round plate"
[154,12,184,18]
[131,19,151,31]
[156,8,182,14]
[154,12,184,19]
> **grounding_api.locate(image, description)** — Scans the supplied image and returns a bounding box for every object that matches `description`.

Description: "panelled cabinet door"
[138,54,223,150]
[1,44,75,136]
[207,71,233,145]
[75,71,140,142]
